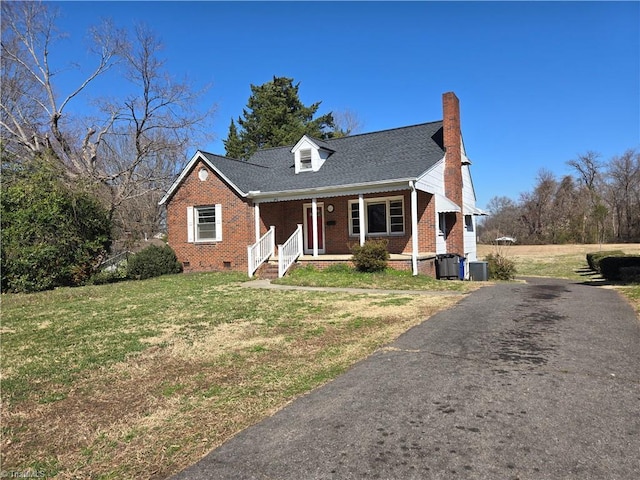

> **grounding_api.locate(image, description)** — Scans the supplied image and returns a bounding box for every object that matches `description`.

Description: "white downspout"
[410,181,419,276]
[358,194,365,246]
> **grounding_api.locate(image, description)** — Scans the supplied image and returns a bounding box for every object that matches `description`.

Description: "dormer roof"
[290,135,336,155]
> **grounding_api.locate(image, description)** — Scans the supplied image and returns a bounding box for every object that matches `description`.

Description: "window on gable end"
[197,207,217,240]
[299,149,312,171]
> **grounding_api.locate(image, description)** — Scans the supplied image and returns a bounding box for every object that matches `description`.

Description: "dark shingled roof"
[201,121,445,194]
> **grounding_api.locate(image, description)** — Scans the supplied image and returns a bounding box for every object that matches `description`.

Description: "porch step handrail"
[248,226,275,277]
[278,224,303,278]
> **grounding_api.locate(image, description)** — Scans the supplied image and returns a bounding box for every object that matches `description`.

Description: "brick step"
[257,262,279,279]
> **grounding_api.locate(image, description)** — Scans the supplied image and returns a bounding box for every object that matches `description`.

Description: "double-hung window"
[187,205,222,242]
[197,207,217,240]
[349,196,405,236]
[299,149,312,171]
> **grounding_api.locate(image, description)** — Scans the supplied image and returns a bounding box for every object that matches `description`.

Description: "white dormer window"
[291,135,333,174]
[299,149,312,171]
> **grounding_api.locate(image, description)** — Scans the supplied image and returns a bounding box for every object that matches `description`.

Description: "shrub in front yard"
[620,266,640,283]
[586,250,625,272]
[88,263,129,285]
[1,159,112,293]
[127,245,183,280]
[599,255,640,282]
[351,239,390,272]
[485,253,517,280]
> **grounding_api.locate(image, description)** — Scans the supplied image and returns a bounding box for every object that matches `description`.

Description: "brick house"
[159,92,485,277]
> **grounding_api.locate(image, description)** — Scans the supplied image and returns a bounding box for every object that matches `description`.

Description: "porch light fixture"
[327,204,334,212]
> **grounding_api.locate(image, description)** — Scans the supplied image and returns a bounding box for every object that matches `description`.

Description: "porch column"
[410,182,419,276]
[254,202,261,242]
[358,194,365,246]
[312,197,319,257]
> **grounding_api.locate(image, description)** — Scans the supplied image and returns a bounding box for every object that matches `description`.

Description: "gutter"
[247,178,417,203]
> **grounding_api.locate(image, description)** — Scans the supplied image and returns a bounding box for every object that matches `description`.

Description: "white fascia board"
[290,135,318,153]
[249,179,415,203]
[158,151,248,205]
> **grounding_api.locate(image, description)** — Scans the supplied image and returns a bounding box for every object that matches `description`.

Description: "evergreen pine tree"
[225,76,336,160]
[223,119,244,159]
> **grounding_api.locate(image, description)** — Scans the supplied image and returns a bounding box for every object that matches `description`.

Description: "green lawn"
[3,253,637,479]
[274,264,477,292]
[1,271,461,479]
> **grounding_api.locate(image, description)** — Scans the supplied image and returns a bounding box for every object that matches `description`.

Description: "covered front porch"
[247,184,438,278]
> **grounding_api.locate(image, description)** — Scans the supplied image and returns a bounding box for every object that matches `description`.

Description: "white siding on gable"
[415,160,445,195]
[462,164,476,213]
[462,164,478,261]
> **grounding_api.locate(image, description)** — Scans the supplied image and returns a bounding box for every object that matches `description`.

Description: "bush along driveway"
[172,276,640,480]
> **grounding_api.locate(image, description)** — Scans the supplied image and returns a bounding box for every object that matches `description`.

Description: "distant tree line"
[479,149,640,244]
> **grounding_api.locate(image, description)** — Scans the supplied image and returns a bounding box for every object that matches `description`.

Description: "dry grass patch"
[478,243,640,281]
[1,274,460,479]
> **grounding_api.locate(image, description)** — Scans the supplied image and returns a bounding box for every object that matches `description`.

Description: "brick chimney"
[442,92,464,255]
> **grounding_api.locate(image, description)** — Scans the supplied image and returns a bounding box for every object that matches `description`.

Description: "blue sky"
[50,1,639,209]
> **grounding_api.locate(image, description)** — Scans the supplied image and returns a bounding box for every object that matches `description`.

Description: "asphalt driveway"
[171,277,640,479]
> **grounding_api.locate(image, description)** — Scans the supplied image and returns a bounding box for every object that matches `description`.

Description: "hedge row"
[586,250,625,272]
[586,251,640,282]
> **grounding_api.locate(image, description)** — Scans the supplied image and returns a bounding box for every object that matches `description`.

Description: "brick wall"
[166,168,441,275]
[165,160,254,273]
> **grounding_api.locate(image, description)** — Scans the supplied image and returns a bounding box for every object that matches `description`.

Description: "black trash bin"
[436,254,461,279]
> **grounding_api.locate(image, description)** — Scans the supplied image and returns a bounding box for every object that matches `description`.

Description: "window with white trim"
[465,215,474,232]
[438,212,446,237]
[349,197,405,236]
[299,149,312,171]
[187,205,222,242]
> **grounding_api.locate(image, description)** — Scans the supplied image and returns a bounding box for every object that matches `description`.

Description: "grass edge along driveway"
[1,270,468,480]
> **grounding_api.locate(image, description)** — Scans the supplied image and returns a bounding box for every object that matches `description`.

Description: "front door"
[304,204,325,254]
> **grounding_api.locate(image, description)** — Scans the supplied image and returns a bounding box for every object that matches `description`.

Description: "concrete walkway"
[172,277,640,480]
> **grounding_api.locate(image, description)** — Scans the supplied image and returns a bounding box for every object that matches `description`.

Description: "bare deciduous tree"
[1,1,214,241]
[606,149,640,240]
[1,1,121,174]
[333,108,364,136]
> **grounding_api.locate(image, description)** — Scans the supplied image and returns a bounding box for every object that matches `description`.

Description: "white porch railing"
[278,224,303,278]
[247,226,275,277]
